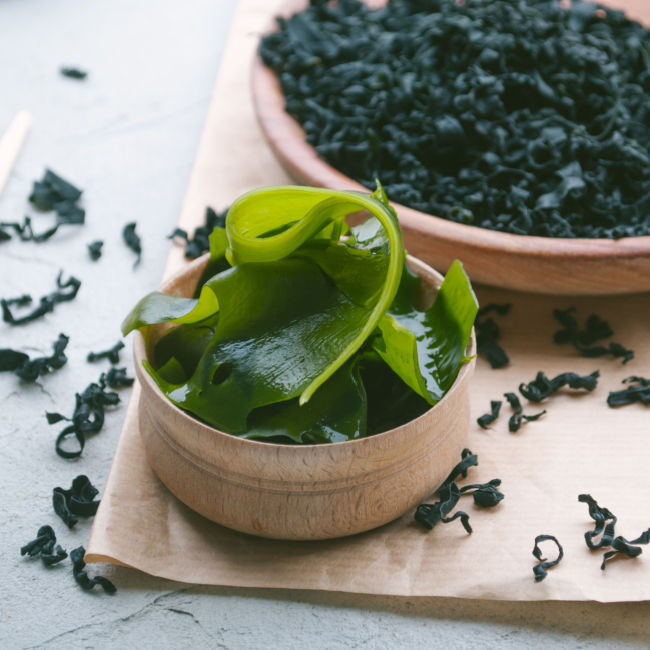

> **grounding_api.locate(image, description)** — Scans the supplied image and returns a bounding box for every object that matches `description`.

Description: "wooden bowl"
[135,254,476,540]
[251,0,650,295]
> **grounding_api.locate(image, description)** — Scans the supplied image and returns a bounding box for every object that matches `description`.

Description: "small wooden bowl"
[252,0,650,295]
[135,254,476,540]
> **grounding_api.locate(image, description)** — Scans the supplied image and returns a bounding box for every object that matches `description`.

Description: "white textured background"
[1,0,650,648]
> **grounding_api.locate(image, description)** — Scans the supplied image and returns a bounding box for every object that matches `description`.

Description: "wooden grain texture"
[251,0,650,295]
[135,254,476,541]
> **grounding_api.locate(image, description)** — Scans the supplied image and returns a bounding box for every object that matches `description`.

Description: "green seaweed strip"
[224,185,404,404]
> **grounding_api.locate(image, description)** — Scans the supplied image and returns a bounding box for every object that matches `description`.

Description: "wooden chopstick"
[0,110,32,197]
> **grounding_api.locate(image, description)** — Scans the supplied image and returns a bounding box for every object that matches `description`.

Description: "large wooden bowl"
[252,0,650,295]
[135,254,476,540]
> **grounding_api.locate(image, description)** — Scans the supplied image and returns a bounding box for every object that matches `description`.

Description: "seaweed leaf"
[373,260,477,404]
[125,185,477,442]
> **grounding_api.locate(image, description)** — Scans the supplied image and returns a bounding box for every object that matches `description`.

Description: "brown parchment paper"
[86,0,650,601]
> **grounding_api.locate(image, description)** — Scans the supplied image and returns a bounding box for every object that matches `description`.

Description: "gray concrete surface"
[1,1,650,648]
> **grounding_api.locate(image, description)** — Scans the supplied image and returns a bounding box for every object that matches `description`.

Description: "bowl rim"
[134,252,476,453]
[251,0,650,263]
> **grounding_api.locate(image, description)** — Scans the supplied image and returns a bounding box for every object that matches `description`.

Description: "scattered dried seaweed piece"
[168,227,188,242]
[415,449,503,533]
[54,201,85,225]
[0,349,29,372]
[99,366,134,389]
[459,479,504,508]
[168,206,228,259]
[29,170,84,228]
[1,271,81,325]
[578,494,617,550]
[87,340,124,364]
[574,342,634,364]
[519,370,599,402]
[553,308,634,363]
[53,388,119,459]
[54,272,81,301]
[607,376,650,407]
[20,525,67,566]
[87,240,103,261]
[625,376,650,387]
[50,369,132,459]
[13,333,69,382]
[39,169,82,204]
[70,546,116,594]
[553,309,613,346]
[0,333,68,381]
[504,392,545,432]
[477,400,501,430]
[478,304,512,319]
[440,448,477,490]
[556,371,600,392]
[476,304,511,369]
[532,535,564,582]
[518,372,554,402]
[53,475,100,528]
[601,528,650,570]
[505,409,542,432]
[415,482,471,533]
[0,216,59,242]
[3,294,32,307]
[122,222,142,269]
[60,66,87,80]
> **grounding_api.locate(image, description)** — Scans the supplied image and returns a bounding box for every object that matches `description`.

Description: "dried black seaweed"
[478,304,512,319]
[0,176,83,239]
[519,370,599,403]
[607,376,650,407]
[476,304,512,369]
[440,447,478,489]
[87,240,103,261]
[60,67,88,80]
[53,475,100,528]
[87,340,124,364]
[0,333,69,382]
[553,308,634,363]
[20,525,67,566]
[0,349,29,372]
[415,449,503,533]
[504,392,546,433]
[122,222,142,268]
[579,493,650,570]
[99,366,134,389]
[48,369,132,459]
[168,206,228,259]
[414,482,471,533]
[532,534,563,582]
[625,376,650,386]
[601,528,650,570]
[1,272,81,326]
[70,546,116,594]
[0,216,59,242]
[459,479,504,508]
[578,493,617,550]
[477,400,502,429]
[29,169,85,226]
[260,0,650,238]
[3,294,31,307]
